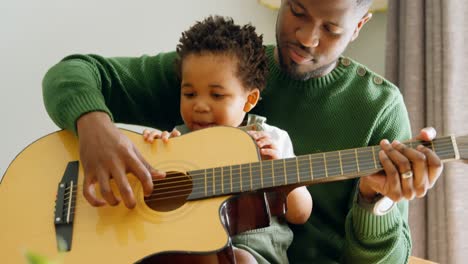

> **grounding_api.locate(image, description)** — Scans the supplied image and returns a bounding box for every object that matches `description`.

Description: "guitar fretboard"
[187,136,459,200]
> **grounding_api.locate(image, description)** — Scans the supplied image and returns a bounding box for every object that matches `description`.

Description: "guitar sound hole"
[144,171,192,212]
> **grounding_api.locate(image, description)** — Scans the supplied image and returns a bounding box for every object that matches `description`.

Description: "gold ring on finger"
[401,170,413,179]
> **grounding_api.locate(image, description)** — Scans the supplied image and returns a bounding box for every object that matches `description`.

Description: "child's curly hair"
[176,16,268,91]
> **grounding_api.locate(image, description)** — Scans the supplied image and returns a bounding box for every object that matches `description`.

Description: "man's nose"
[296,24,320,48]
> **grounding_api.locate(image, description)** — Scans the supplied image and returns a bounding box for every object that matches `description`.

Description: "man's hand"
[77,112,165,209]
[247,130,280,160]
[359,127,444,202]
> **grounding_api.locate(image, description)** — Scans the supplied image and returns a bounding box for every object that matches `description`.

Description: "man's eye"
[324,25,343,35]
[289,2,304,17]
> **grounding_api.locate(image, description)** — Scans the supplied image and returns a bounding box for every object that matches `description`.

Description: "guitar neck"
[187,135,461,200]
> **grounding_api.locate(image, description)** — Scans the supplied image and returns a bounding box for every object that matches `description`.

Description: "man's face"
[276,0,369,80]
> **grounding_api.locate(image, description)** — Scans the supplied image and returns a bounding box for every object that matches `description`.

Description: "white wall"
[0,1,387,180]
[0,0,277,179]
[344,11,387,75]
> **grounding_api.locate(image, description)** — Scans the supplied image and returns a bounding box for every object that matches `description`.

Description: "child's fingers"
[161,131,171,143]
[148,130,163,142]
[261,148,279,160]
[170,128,181,137]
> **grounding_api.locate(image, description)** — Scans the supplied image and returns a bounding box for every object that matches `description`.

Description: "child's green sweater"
[43,45,412,263]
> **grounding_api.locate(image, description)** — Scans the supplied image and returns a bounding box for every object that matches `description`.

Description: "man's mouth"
[287,46,315,65]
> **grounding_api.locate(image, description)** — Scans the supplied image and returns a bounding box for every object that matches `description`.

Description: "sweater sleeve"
[42,52,182,134]
[343,91,412,264]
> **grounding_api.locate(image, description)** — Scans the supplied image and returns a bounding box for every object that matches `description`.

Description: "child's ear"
[243,88,260,112]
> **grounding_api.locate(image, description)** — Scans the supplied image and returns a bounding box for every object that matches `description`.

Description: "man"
[42,0,443,263]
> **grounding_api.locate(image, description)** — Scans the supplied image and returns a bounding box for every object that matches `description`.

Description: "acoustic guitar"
[1,127,466,263]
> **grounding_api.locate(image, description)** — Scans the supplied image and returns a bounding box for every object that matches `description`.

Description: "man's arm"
[343,94,413,263]
[42,52,181,208]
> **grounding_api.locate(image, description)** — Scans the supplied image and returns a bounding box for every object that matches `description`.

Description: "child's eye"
[212,93,226,99]
[183,92,196,98]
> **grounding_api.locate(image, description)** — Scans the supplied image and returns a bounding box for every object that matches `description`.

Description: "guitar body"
[0,127,268,263]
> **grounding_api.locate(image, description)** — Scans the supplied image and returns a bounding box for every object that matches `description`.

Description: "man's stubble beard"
[275,33,338,81]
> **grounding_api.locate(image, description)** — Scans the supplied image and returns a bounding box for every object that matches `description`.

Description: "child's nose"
[194,100,210,112]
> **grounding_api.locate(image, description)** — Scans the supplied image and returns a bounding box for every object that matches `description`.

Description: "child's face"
[180,53,259,131]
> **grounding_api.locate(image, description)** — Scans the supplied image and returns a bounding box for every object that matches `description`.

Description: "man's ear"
[243,88,260,112]
[351,12,372,42]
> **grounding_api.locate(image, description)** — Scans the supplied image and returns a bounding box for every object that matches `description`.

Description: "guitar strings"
[63,139,461,210]
[63,141,456,199]
[66,145,457,209]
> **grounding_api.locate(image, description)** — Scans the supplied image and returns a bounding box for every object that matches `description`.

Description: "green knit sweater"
[43,45,412,263]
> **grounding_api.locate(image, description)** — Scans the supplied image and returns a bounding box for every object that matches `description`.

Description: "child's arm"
[247,130,313,224]
[286,187,312,224]
[143,128,181,143]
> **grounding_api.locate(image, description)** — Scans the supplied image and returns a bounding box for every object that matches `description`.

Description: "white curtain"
[385,0,468,263]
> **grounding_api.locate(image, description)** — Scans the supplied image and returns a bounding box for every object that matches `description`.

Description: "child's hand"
[143,128,181,143]
[247,130,279,160]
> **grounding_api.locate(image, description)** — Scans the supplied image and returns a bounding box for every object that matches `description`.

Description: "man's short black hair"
[176,16,268,91]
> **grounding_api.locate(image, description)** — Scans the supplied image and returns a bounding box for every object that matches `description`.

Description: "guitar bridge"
[53,161,79,252]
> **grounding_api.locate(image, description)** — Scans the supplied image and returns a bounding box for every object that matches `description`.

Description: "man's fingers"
[417,145,443,189]
[96,168,120,206]
[132,145,166,192]
[83,174,106,207]
[112,167,136,209]
[415,127,436,141]
[379,141,403,202]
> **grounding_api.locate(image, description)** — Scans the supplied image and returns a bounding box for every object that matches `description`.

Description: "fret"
[221,166,224,193]
[324,151,341,178]
[296,157,300,183]
[285,157,299,185]
[310,153,326,179]
[273,159,286,185]
[354,149,360,172]
[221,166,230,195]
[283,159,287,184]
[356,147,376,172]
[212,167,216,195]
[371,146,378,169]
[241,164,251,191]
[431,140,435,152]
[205,168,213,196]
[231,164,241,193]
[297,156,312,183]
[341,149,358,176]
[260,160,274,189]
[204,169,207,196]
[271,160,275,186]
[251,162,262,190]
[260,160,264,188]
[434,136,457,160]
[338,151,344,175]
[323,153,328,177]
[230,165,233,193]
[309,155,314,180]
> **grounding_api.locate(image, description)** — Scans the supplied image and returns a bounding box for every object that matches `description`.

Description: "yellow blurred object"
[409,256,438,264]
[258,0,388,12]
